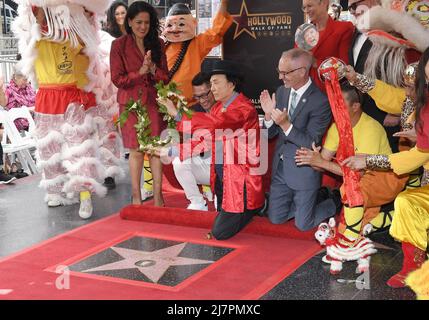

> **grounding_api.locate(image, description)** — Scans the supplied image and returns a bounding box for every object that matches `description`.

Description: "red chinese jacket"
[177,93,265,213]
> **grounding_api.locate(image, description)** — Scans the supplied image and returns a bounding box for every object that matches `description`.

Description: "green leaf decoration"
[121,81,191,154]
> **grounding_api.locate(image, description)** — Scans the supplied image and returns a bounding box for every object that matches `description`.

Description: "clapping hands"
[139,50,156,75]
[260,90,276,121]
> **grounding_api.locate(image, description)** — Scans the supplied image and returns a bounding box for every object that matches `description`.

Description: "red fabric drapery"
[321,67,364,207]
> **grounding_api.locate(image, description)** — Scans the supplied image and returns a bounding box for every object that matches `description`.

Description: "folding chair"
[0,108,39,175]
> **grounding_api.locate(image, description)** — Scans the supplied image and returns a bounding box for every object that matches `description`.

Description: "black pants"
[211,173,262,240]
[0,141,3,166]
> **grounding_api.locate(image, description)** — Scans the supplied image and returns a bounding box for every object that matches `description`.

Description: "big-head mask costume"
[163,3,196,43]
[161,1,233,104]
[356,0,429,87]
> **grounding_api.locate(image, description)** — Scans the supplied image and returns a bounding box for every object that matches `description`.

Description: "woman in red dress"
[110,1,169,206]
[301,0,354,90]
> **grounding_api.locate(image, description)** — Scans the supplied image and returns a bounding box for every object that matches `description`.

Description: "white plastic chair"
[0,107,39,175]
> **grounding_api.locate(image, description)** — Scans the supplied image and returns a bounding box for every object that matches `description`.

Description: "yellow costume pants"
[390,185,429,251]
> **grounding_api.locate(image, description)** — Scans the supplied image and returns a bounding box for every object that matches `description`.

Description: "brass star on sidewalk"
[82,243,214,283]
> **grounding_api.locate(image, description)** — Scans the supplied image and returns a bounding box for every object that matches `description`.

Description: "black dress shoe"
[103,177,116,190]
[10,169,29,179]
[316,186,331,204]
[256,192,270,217]
[0,169,16,184]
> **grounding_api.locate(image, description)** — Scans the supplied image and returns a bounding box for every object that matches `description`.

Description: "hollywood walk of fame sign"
[68,236,234,287]
[223,0,304,112]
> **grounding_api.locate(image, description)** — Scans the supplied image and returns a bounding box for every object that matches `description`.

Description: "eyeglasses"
[348,0,366,12]
[277,67,305,77]
[193,91,211,101]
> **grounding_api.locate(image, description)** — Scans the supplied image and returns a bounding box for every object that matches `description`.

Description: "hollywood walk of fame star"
[232,1,257,40]
[82,243,214,283]
[231,1,292,40]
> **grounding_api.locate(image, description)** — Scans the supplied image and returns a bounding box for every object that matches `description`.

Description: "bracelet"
[350,73,376,93]
[365,154,391,170]
[400,97,416,131]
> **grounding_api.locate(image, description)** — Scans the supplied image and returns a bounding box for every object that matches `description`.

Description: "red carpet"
[122,193,316,241]
[0,214,320,300]
[0,144,329,299]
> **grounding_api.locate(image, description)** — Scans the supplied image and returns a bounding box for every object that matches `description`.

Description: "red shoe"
[387,242,426,288]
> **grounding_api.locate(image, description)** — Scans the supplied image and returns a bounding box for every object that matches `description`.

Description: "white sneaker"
[203,189,213,202]
[187,201,208,211]
[322,254,332,264]
[47,199,62,207]
[141,188,153,201]
[79,198,93,219]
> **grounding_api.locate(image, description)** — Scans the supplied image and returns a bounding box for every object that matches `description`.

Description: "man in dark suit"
[347,0,400,152]
[260,48,337,231]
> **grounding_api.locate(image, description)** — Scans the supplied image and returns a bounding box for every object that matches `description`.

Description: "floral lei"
[117,81,193,153]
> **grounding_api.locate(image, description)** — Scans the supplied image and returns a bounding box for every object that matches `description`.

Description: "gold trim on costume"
[366,154,391,170]
[350,73,376,93]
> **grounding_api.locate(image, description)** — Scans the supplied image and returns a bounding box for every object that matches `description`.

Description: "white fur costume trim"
[62,176,107,198]
[16,0,113,17]
[39,174,68,189]
[61,139,98,160]
[60,114,94,137]
[37,153,63,169]
[36,130,65,149]
[62,157,106,180]
[357,6,429,52]
[44,193,79,205]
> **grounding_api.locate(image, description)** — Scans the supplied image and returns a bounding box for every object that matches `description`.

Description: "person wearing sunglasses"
[260,48,335,232]
[171,72,216,211]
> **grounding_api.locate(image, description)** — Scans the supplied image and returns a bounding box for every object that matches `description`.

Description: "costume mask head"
[403,62,418,86]
[163,3,196,43]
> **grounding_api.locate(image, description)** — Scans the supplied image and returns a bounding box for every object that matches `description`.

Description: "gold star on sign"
[232,1,257,40]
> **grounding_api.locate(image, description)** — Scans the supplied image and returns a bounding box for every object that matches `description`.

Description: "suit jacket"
[265,82,332,191]
[348,29,372,74]
[348,29,389,129]
[310,16,354,90]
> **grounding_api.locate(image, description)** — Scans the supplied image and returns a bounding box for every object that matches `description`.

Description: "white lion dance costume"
[12,0,123,218]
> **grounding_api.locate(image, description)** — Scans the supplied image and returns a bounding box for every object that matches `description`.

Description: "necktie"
[289,91,298,118]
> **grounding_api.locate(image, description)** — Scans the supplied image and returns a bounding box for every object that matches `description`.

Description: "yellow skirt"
[407,260,429,300]
[390,185,429,251]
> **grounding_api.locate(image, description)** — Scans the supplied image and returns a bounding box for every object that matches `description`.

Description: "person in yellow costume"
[407,260,429,300]
[343,47,429,289]
[13,0,114,219]
[295,84,404,269]
[346,61,426,158]
[163,0,233,105]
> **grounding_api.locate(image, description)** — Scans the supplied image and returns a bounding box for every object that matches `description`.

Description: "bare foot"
[206,232,213,240]
[154,194,165,207]
[131,197,142,205]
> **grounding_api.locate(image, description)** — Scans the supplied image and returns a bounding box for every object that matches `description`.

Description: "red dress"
[110,34,169,149]
[417,101,429,151]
